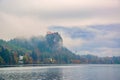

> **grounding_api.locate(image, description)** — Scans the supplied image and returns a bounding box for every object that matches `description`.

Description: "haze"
[0,0,120,56]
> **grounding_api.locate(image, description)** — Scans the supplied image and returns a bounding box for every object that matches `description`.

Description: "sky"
[0,0,120,57]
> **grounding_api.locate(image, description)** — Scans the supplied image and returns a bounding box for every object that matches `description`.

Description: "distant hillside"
[0,32,120,65]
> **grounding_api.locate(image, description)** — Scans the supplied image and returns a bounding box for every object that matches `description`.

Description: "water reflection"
[0,67,63,80]
[0,77,5,80]
[0,65,120,80]
[41,68,62,80]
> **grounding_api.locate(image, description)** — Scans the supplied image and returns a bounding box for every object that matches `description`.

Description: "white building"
[19,55,23,64]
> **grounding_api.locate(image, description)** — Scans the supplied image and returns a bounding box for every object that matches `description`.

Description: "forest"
[0,32,120,65]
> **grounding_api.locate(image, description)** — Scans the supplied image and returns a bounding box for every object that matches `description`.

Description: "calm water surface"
[0,64,120,80]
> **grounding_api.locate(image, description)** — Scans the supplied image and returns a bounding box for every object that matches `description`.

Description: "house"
[18,55,23,64]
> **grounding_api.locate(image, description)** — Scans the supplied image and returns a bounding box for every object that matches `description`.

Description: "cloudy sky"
[0,0,120,56]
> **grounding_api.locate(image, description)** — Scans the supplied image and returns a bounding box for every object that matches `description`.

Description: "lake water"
[0,64,120,80]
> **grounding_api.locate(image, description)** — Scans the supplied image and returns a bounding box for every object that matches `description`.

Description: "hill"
[0,32,78,64]
[0,32,120,65]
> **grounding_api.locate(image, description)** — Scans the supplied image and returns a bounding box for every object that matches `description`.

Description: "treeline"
[0,45,78,64]
[0,32,120,65]
[0,45,120,65]
[79,55,120,64]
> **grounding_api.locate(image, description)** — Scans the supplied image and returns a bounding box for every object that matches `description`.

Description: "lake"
[0,64,120,80]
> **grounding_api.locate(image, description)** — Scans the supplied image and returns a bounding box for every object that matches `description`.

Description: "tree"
[23,54,29,64]
[0,47,11,64]
[23,54,33,64]
[13,52,19,64]
[0,56,4,64]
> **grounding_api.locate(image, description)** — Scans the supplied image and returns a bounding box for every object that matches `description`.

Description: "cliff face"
[46,32,63,49]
